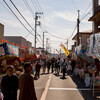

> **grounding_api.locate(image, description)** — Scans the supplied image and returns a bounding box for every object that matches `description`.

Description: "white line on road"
[40,74,52,100]
[49,88,91,91]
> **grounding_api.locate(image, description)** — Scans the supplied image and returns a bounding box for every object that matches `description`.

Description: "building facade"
[4,36,27,47]
[0,23,4,44]
[89,0,100,33]
[72,30,93,46]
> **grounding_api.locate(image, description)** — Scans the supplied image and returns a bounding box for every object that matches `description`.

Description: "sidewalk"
[67,70,99,100]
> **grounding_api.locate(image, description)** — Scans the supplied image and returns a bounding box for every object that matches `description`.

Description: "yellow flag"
[56,49,60,55]
[60,44,70,56]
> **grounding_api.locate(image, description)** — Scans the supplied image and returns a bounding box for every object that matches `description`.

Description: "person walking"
[71,59,76,74]
[19,62,37,100]
[1,65,18,100]
[51,57,55,73]
[35,61,41,79]
[61,59,67,79]
[57,58,62,76]
[47,59,51,73]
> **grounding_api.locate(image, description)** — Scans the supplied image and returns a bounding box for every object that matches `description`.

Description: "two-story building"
[89,0,100,33]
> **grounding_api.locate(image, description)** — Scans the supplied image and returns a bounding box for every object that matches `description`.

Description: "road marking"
[40,74,52,100]
[49,88,91,91]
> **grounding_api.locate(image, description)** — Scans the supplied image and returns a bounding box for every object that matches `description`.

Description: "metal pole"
[35,12,37,49]
[67,38,68,49]
[77,10,80,46]
[43,32,44,51]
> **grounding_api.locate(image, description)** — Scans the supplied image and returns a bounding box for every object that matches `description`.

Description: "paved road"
[36,70,96,100]
[0,70,98,100]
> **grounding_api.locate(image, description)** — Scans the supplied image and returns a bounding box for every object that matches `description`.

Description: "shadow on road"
[66,70,97,100]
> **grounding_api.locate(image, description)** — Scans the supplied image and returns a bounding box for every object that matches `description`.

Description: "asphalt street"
[33,70,96,100]
[0,70,98,100]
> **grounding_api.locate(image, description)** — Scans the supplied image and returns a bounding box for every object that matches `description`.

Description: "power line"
[40,26,67,40]
[3,0,43,46]
[3,0,34,37]
[40,24,67,40]
[80,8,93,22]
[36,0,43,12]
[71,0,78,10]
[10,0,35,31]
[0,1,33,38]
[22,0,43,38]
[23,0,34,18]
[30,0,37,11]
[10,0,43,45]
[68,25,77,40]
[33,0,41,12]
[81,1,92,19]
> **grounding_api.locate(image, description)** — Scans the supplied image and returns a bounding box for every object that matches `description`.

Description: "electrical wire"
[3,0,43,46]
[11,0,43,45]
[10,0,35,31]
[23,0,34,18]
[36,0,43,12]
[71,0,78,10]
[40,26,67,40]
[33,0,41,12]
[22,0,43,40]
[3,0,34,37]
[81,1,92,19]
[30,0,37,11]
[40,24,67,40]
[80,8,93,22]
[68,25,77,40]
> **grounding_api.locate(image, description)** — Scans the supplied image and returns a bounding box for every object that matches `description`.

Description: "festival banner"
[0,43,19,57]
[60,44,70,56]
[7,43,19,56]
[56,49,60,55]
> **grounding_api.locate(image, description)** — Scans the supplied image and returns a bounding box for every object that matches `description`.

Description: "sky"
[0,0,93,53]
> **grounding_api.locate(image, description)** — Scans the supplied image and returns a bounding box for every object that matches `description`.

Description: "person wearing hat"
[1,65,18,100]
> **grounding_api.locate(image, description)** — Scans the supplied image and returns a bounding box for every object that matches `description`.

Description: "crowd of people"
[0,56,100,100]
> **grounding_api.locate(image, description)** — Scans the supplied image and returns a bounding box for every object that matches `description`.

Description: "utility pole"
[43,31,48,51]
[46,38,49,52]
[77,10,80,46]
[43,32,44,51]
[67,38,68,49]
[34,12,43,50]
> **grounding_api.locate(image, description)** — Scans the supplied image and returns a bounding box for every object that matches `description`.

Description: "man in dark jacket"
[19,62,37,100]
[1,65,18,100]
[35,61,41,79]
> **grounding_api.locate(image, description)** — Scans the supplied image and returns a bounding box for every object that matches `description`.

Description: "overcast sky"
[0,0,93,53]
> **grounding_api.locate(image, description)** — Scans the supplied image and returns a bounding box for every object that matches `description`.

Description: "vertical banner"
[56,49,60,55]
[60,44,70,56]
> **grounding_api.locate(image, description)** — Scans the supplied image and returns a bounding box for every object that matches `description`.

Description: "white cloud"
[53,11,77,22]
